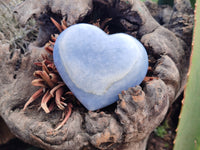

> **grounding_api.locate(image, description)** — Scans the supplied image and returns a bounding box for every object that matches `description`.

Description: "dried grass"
[0,0,38,53]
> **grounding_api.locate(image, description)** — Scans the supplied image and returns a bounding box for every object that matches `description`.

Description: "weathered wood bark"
[0,0,193,149]
[0,116,15,144]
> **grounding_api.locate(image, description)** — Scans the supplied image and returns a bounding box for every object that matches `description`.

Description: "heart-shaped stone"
[53,23,148,111]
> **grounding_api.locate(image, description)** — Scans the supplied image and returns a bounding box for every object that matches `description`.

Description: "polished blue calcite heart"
[53,23,148,111]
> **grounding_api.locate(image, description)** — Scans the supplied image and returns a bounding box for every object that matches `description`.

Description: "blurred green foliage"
[158,0,173,6]
[190,0,196,8]
[140,0,173,5]
[154,121,169,138]
[174,0,200,149]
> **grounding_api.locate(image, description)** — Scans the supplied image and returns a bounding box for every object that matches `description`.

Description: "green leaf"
[140,0,173,6]
[174,1,200,150]
[158,0,174,6]
[190,0,196,8]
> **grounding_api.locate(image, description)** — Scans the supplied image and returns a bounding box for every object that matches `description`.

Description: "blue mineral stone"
[53,23,148,111]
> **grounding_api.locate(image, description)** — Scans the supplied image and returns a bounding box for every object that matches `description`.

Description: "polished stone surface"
[54,23,148,110]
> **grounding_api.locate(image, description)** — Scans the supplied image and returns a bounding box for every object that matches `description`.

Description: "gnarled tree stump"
[0,0,193,149]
